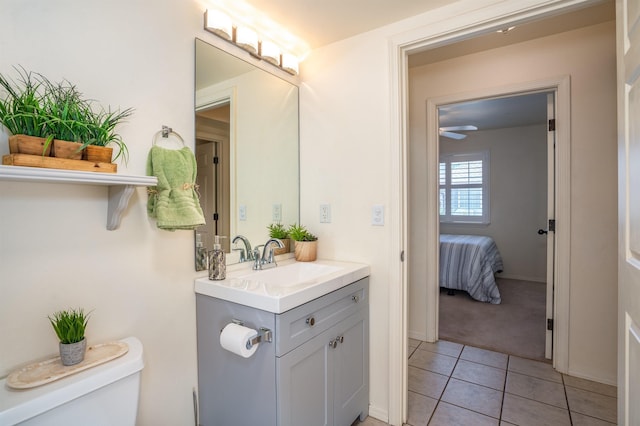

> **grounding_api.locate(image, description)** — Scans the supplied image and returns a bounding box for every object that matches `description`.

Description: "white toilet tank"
[0,336,144,426]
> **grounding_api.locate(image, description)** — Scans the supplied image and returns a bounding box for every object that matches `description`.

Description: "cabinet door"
[277,327,335,426]
[333,310,369,426]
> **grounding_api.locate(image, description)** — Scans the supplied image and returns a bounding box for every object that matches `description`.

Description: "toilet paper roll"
[220,323,259,358]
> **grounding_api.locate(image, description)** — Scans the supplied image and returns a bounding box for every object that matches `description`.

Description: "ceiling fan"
[439,125,478,140]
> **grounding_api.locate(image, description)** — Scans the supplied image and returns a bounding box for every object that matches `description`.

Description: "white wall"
[0,1,224,424]
[438,125,548,283]
[405,21,618,383]
[301,5,617,420]
[0,1,619,425]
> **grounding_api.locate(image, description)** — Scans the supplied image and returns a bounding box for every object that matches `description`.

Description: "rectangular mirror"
[194,38,300,270]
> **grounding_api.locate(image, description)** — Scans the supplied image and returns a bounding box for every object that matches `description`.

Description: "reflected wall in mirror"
[195,38,300,270]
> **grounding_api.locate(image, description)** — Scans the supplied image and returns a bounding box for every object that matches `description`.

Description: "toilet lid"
[0,337,143,426]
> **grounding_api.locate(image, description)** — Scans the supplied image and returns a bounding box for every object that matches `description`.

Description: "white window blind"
[439,152,489,224]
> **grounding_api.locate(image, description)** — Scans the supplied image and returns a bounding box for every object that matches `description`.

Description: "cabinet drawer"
[275,277,368,357]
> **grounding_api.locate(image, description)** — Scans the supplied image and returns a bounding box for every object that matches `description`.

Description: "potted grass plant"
[267,223,290,255]
[0,66,133,164]
[0,67,53,156]
[288,223,318,262]
[48,308,91,366]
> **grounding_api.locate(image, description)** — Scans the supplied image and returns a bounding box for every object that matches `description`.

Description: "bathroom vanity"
[194,260,369,426]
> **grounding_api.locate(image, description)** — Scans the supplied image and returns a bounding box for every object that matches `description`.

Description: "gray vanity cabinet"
[277,307,368,426]
[196,277,369,426]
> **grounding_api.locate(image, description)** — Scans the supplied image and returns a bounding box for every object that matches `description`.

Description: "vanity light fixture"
[204,9,233,40]
[235,26,259,55]
[204,8,301,76]
[280,53,299,76]
[260,40,281,66]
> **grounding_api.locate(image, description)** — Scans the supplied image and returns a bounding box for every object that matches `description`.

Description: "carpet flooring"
[438,277,547,361]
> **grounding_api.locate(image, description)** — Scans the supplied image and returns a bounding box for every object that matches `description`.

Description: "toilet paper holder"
[229,319,273,349]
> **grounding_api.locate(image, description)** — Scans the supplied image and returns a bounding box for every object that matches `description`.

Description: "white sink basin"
[194,259,370,313]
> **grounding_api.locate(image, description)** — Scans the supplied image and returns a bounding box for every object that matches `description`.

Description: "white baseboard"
[498,273,545,283]
[367,404,388,424]
[567,368,617,387]
[408,330,427,342]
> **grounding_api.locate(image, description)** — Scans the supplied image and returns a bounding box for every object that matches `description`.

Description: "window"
[439,151,489,224]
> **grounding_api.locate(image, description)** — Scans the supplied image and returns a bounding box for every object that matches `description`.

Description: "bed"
[439,234,504,304]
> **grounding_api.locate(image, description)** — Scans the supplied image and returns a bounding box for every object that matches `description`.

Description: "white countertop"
[194,259,370,313]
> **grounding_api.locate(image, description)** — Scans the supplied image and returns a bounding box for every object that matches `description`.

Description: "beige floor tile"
[500,422,517,425]
[570,411,617,425]
[501,393,571,426]
[409,338,420,349]
[507,356,562,383]
[408,345,419,359]
[406,391,437,426]
[428,401,498,426]
[563,375,617,398]
[408,365,449,400]
[565,386,617,424]
[419,340,463,358]
[505,371,567,408]
[440,378,503,419]
[452,359,506,391]
[409,349,458,376]
[460,346,508,369]
[354,416,388,426]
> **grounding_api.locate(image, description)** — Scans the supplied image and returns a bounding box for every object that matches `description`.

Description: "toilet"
[0,336,144,426]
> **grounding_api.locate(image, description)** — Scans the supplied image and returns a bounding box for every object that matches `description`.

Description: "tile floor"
[358,339,617,426]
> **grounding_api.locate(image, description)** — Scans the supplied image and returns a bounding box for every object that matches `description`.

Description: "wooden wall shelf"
[0,165,158,230]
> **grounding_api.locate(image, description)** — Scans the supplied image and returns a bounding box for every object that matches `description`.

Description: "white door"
[196,141,216,251]
[545,93,556,360]
[617,0,640,424]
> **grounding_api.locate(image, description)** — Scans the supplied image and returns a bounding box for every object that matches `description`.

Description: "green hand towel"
[146,146,206,231]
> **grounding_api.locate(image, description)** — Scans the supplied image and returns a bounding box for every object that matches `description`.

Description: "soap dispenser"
[209,236,226,280]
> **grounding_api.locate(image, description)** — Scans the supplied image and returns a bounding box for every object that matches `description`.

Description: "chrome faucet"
[232,235,253,262]
[252,238,285,270]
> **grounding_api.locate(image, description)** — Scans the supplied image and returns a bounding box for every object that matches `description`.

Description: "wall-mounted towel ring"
[152,125,185,149]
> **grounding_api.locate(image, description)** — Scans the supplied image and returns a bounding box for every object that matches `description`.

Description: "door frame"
[388,1,585,423]
[424,80,568,360]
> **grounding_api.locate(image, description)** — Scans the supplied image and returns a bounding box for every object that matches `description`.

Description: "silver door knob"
[306,316,315,327]
[352,295,359,303]
[329,339,337,349]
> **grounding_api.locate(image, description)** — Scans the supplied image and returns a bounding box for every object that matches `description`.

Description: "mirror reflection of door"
[195,103,231,253]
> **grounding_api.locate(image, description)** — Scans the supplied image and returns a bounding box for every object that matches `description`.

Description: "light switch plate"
[239,205,247,221]
[372,204,384,226]
[272,204,282,222]
[320,204,331,223]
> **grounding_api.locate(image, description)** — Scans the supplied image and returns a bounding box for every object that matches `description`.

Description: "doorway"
[422,90,556,362]
[392,2,612,425]
[195,103,231,254]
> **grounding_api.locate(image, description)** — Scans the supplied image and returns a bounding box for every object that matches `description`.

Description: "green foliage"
[0,67,51,140]
[48,308,90,344]
[267,223,289,239]
[0,66,133,162]
[287,223,317,241]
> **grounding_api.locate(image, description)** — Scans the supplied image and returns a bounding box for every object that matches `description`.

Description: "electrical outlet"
[372,204,384,226]
[319,204,331,223]
[272,204,282,222]
[239,205,247,221]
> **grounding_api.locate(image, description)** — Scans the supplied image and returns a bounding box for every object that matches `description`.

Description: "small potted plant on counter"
[48,308,91,366]
[267,222,290,255]
[288,223,318,262]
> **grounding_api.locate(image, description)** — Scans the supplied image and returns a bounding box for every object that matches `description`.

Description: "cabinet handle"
[306,316,316,327]
[352,295,359,303]
[337,335,344,344]
[328,339,337,349]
